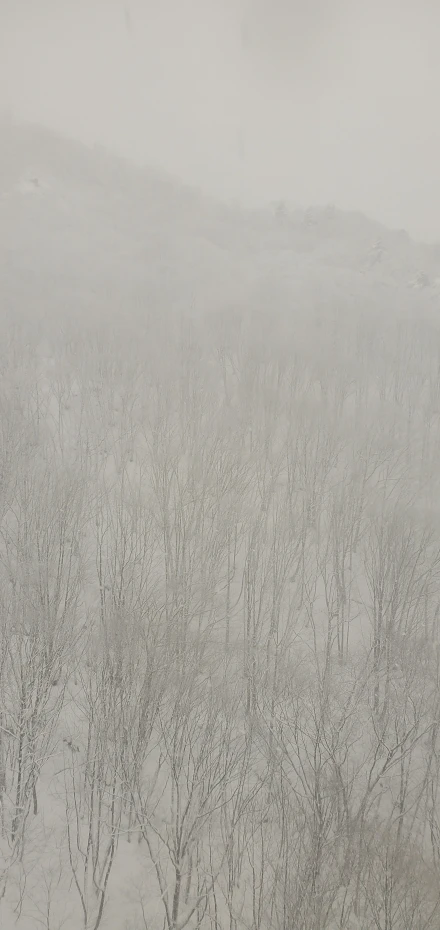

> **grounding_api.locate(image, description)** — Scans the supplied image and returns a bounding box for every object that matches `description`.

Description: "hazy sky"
[1,0,439,241]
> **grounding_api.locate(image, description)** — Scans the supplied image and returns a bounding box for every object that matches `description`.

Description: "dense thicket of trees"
[1,300,440,929]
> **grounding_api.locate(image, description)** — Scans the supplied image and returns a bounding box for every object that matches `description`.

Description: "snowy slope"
[1,120,440,333]
[2,120,440,930]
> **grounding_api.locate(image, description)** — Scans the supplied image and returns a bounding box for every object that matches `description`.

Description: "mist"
[1,0,439,240]
[5,4,440,930]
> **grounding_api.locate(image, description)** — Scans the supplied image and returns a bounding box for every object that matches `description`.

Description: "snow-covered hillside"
[1,121,440,330]
[2,121,440,930]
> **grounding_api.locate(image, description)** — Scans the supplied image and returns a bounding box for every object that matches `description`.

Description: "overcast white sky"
[1,0,439,241]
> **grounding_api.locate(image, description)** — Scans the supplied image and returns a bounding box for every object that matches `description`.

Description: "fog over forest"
[1,3,440,930]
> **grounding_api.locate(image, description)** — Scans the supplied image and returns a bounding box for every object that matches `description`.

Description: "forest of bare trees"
[1,298,440,930]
